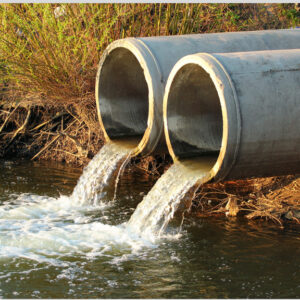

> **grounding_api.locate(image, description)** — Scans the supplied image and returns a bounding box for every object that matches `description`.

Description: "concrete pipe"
[96,29,300,156]
[164,49,300,181]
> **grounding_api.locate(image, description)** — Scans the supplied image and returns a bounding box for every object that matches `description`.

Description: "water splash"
[0,191,154,264]
[0,142,139,264]
[70,142,132,205]
[0,140,215,266]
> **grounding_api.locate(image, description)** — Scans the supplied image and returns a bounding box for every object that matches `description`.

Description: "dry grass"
[0,103,103,166]
[193,175,300,226]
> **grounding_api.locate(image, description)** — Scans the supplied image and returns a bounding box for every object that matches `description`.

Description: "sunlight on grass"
[0,4,298,107]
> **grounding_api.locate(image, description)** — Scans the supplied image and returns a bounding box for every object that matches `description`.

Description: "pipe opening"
[166,63,223,162]
[98,47,149,148]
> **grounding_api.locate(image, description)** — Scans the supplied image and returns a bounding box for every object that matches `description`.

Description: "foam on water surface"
[0,142,139,264]
[0,152,299,298]
[0,193,153,265]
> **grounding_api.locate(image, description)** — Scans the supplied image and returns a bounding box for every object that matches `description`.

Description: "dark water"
[0,159,299,298]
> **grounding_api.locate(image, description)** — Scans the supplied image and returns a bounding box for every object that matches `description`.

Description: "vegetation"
[192,174,300,226]
[0,3,298,162]
[0,4,298,108]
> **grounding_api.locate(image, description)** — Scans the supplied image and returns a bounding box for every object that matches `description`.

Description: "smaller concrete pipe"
[164,49,300,181]
[96,29,300,156]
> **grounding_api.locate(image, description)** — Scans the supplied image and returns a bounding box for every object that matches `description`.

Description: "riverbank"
[0,103,299,227]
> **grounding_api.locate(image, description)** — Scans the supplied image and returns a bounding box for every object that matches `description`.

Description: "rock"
[225,197,239,217]
[284,210,300,220]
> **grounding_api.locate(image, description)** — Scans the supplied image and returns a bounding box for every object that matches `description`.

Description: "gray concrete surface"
[95,29,300,156]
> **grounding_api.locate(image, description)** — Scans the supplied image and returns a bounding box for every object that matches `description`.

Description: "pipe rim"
[163,53,241,182]
[95,38,162,156]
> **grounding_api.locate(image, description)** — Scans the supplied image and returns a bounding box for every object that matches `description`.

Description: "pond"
[0,159,299,298]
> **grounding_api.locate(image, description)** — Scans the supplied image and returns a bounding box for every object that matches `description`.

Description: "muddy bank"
[0,103,299,226]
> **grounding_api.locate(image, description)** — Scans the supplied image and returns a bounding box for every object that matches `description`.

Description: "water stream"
[70,142,132,205]
[127,156,215,240]
[0,144,209,264]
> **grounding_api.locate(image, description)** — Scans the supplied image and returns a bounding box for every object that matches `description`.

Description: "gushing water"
[71,142,132,205]
[126,157,214,240]
[1,157,299,298]
[0,142,138,263]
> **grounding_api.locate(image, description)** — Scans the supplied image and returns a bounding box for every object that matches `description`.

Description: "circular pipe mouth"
[96,41,155,155]
[164,54,241,182]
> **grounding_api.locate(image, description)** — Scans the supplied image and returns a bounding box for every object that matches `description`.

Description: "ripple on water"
[0,156,300,298]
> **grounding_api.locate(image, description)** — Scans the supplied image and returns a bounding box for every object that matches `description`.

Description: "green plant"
[0,3,298,108]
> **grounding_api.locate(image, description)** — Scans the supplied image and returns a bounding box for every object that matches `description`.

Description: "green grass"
[0,3,298,109]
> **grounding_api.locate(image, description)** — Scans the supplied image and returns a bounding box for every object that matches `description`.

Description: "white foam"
[0,146,211,267]
[0,142,135,264]
[0,190,157,266]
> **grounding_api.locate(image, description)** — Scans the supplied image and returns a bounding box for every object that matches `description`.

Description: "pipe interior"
[167,63,223,161]
[98,48,149,146]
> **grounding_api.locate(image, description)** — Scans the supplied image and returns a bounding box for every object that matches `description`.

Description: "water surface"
[0,159,299,298]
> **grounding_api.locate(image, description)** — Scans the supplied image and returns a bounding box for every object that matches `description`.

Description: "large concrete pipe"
[163,49,300,181]
[96,29,300,156]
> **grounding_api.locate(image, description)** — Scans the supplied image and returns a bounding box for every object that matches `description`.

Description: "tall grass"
[0,3,298,108]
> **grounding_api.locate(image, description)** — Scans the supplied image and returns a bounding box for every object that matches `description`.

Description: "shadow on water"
[0,159,299,298]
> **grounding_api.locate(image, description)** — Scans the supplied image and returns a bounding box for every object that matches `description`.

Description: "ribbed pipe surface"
[164,49,300,181]
[96,29,300,156]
